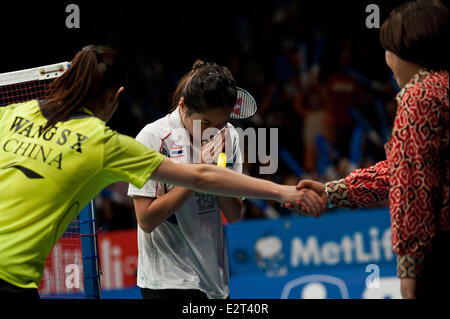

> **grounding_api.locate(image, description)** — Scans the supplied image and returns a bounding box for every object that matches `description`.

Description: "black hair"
[171,60,237,115]
[380,0,449,71]
[41,45,128,129]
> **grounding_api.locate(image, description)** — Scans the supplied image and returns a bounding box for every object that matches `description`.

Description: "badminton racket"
[217,87,257,166]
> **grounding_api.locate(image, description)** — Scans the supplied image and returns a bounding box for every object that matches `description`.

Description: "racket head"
[230,87,258,120]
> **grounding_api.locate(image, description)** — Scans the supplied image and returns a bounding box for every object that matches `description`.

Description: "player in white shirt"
[128,61,325,299]
[128,60,244,299]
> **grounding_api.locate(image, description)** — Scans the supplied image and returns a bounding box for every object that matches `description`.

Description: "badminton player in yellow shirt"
[0,45,324,299]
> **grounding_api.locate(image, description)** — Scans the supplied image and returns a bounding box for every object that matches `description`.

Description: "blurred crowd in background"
[93,0,405,230]
[0,0,408,230]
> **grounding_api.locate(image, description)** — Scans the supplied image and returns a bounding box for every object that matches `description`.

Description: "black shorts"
[140,288,229,300]
[0,279,40,300]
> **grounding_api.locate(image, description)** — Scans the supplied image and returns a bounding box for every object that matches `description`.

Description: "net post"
[79,200,102,299]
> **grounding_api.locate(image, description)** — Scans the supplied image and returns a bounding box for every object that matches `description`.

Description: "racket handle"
[217,152,227,167]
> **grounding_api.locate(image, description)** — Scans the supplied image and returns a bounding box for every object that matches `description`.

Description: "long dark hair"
[380,0,449,71]
[41,45,128,129]
[171,60,237,115]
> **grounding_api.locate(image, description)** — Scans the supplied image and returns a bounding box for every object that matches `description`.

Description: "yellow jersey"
[0,100,165,289]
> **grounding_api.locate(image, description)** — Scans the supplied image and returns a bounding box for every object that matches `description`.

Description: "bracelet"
[324,184,333,209]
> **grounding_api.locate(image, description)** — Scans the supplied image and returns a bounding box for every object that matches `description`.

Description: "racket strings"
[231,88,257,119]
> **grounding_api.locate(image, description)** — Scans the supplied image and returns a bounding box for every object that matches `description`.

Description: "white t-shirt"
[127,106,242,299]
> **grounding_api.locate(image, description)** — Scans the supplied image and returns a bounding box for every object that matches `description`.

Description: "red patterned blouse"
[325,69,449,278]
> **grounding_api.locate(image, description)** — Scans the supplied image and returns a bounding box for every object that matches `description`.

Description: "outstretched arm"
[150,157,326,214]
[329,160,390,209]
[292,159,390,213]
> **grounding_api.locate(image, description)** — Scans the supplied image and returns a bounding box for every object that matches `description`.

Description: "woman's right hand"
[279,185,327,218]
[200,128,228,165]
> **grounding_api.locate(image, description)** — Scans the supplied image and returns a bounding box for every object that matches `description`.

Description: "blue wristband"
[325,186,333,209]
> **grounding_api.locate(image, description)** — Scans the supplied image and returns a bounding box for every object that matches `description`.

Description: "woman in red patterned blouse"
[294,0,449,299]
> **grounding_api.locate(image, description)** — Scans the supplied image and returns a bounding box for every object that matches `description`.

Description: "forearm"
[196,165,285,201]
[135,186,193,233]
[326,160,390,209]
[217,196,243,223]
[152,158,285,202]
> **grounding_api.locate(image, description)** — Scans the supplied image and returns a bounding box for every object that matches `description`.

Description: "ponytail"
[41,45,128,130]
[170,59,205,111]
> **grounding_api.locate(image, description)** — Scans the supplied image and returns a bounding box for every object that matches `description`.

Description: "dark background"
[1,0,406,133]
[1,0,443,228]
[0,1,404,81]
[1,1,401,75]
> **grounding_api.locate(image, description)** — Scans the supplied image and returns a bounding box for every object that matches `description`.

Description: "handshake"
[280,180,329,218]
[201,129,330,218]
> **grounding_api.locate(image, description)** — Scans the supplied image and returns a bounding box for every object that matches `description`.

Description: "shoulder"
[2,99,39,114]
[132,116,172,155]
[400,70,448,107]
[417,70,448,99]
[225,122,240,142]
[137,116,171,140]
[397,70,448,127]
[424,69,449,89]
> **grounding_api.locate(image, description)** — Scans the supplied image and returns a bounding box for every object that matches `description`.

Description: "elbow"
[137,219,155,233]
[136,211,156,233]
[226,213,242,224]
[222,199,244,224]
[133,197,159,233]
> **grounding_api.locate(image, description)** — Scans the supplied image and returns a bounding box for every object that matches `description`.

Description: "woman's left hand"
[401,278,418,299]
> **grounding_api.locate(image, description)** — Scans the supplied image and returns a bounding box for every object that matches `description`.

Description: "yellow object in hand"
[217,152,227,167]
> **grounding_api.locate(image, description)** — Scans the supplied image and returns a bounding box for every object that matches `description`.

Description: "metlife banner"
[225,208,402,299]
